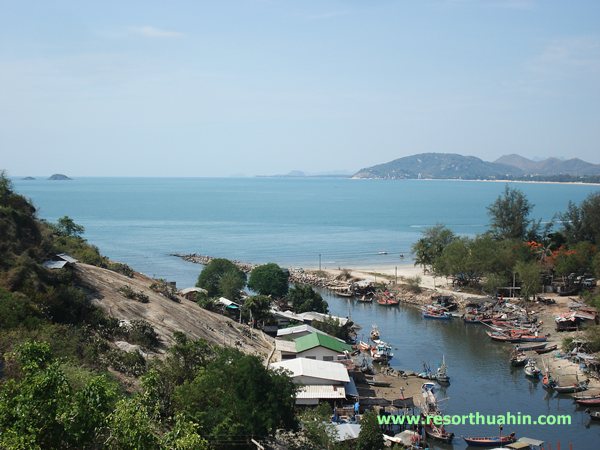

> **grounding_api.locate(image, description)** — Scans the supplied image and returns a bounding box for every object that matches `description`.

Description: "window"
[323,356,334,361]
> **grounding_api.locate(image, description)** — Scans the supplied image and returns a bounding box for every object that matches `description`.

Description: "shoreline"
[351,177,600,186]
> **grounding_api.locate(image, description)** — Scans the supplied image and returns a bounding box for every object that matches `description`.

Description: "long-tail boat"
[463,432,516,447]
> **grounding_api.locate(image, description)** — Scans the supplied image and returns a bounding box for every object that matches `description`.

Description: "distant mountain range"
[352,153,600,181]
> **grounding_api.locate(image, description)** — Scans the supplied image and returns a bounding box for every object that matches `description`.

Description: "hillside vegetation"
[0,173,297,449]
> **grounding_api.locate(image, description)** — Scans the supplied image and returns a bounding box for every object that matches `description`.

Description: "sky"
[1,0,599,177]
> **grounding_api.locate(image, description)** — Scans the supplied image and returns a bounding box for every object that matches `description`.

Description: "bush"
[106,349,147,376]
[126,320,160,350]
[150,279,179,302]
[118,285,149,303]
[405,275,422,293]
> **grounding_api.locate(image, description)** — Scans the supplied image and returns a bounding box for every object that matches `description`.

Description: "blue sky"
[1,0,599,176]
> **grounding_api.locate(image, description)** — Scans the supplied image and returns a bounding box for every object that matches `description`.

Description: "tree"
[487,185,533,240]
[561,193,600,245]
[196,258,246,299]
[356,410,384,450]
[411,224,456,271]
[514,260,541,301]
[173,349,297,448]
[107,396,160,450]
[56,215,85,237]
[312,316,353,342]
[287,284,329,314]
[242,295,273,325]
[248,263,289,298]
[161,415,209,450]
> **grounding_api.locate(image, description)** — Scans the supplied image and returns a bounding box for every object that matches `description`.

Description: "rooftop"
[295,332,352,354]
[270,357,350,383]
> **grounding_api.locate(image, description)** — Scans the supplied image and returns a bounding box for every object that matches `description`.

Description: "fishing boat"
[418,363,436,380]
[542,372,556,390]
[575,397,600,406]
[524,359,541,379]
[377,296,399,306]
[518,334,547,343]
[553,380,589,394]
[423,421,454,443]
[370,341,393,363]
[486,331,520,343]
[422,307,452,320]
[370,325,380,340]
[517,342,547,352]
[463,432,516,447]
[587,409,600,421]
[436,355,450,383]
[357,341,371,352]
[510,350,528,367]
[357,295,372,303]
[535,344,558,354]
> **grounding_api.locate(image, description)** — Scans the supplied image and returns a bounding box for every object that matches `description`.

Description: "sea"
[12,176,600,449]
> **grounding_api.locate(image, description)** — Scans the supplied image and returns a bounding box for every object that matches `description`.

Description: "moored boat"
[510,350,528,367]
[575,397,600,406]
[370,325,380,340]
[588,409,600,421]
[370,341,393,363]
[463,432,516,447]
[436,355,450,383]
[423,421,454,443]
[554,380,589,394]
[517,342,547,351]
[524,359,541,379]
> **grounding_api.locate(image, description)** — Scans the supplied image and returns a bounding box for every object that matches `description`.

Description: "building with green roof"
[294,332,352,361]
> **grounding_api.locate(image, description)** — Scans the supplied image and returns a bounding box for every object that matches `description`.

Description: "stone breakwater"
[172,253,449,307]
[172,253,358,288]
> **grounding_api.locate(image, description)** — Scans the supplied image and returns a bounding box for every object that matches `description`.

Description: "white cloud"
[129,26,183,38]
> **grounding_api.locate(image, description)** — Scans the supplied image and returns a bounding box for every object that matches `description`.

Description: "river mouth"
[322,290,600,449]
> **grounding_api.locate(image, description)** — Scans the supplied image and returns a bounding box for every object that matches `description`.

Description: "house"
[294,332,352,361]
[270,357,354,405]
[43,253,78,270]
[277,324,345,342]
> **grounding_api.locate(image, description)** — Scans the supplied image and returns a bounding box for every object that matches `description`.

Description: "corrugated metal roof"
[271,357,350,383]
[218,297,240,308]
[296,384,346,399]
[277,324,319,337]
[299,312,349,326]
[344,376,358,397]
[56,253,78,263]
[43,260,69,269]
[332,423,361,441]
[295,332,352,354]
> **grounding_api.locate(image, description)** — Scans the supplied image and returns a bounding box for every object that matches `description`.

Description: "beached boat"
[535,344,558,354]
[554,380,588,394]
[418,363,436,380]
[517,342,547,352]
[486,331,520,343]
[463,432,516,447]
[524,359,541,379]
[518,334,547,343]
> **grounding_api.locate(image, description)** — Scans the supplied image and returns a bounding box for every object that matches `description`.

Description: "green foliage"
[150,278,179,302]
[56,215,85,237]
[161,415,209,449]
[173,348,297,448]
[356,410,384,450]
[312,316,354,342]
[106,348,147,376]
[281,403,338,450]
[248,263,289,297]
[482,272,507,296]
[196,258,247,300]
[0,288,42,329]
[487,185,533,240]
[411,224,456,270]
[242,295,273,324]
[560,193,600,245]
[583,326,600,353]
[404,275,422,293]
[553,241,597,276]
[119,284,149,303]
[107,396,160,450]
[514,260,542,300]
[126,319,161,349]
[287,284,329,314]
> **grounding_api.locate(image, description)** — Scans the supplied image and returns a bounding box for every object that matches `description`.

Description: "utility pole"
[319,253,322,271]
[395,266,398,285]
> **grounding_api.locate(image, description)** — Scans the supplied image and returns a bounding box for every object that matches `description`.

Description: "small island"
[48,174,72,180]
[22,176,36,180]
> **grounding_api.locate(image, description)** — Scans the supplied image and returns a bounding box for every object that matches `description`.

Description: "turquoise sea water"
[12,177,600,449]
[12,177,600,287]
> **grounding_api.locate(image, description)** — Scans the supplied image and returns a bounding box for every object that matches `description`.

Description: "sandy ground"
[75,263,274,362]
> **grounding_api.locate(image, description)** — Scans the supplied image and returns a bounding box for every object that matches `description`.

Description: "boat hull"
[463,435,517,447]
